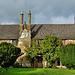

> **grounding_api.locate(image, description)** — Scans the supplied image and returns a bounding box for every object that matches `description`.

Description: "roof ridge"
[0,24,20,26]
[31,24,75,25]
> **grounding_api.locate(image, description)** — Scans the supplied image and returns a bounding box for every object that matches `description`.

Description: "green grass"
[0,68,75,75]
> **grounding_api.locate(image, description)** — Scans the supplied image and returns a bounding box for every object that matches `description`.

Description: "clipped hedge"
[60,44,75,69]
[0,42,21,68]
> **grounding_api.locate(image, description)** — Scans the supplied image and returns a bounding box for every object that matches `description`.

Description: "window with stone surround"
[13,40,17,46]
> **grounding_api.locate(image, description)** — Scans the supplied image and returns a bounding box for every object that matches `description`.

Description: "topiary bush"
[0,42,21,68]
[60,44,75,69]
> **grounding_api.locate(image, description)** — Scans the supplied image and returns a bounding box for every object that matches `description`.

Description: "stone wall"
[17,29,31,67]
[17,53,31,67]
[63,40,75,46]
[18,29,31,52]
[18,39,31,53]
[0,40,18,46]
[0,40,13,44]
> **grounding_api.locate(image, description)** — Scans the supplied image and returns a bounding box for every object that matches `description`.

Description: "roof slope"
[0,24,75,40]
[0,25,19,39]
[31,24,75,40]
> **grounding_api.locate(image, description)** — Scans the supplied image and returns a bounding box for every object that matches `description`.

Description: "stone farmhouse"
[0,10,75,68]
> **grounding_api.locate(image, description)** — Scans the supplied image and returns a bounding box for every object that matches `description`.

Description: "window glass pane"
[13,40,17,46]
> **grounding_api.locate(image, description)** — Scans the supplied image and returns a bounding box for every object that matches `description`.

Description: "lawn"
[0,68,75,75]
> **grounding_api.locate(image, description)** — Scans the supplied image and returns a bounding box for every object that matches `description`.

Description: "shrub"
[13,61,19,68]
[60,44,75,69]
[0,66,2,68]
[26,34,62,68]
[0,42,21,68]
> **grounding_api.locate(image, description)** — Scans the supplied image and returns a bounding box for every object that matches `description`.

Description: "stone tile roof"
[0,24,75,40]
[0,24,19,39]
[31,24,75,40]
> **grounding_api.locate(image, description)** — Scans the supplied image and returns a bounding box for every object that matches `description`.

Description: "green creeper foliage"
[60,44,75,69]
[40,34,62,67]
[0,42,21,68]
[26,34,62,67]
[26,38,42,63]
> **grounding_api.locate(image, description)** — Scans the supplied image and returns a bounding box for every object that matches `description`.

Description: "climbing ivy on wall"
[26,34,62,68]
[40,34,62,67]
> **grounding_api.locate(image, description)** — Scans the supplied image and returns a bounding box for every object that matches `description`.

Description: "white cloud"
[33,13,74,24]
[1,21,17,25]
[0,0,75,24]
[51,15,74,24]
[33,13,51,24]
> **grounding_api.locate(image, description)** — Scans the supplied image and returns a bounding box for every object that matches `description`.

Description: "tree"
[40,34,62,67]
[0,42,21,68]
[26,34,62,68]
[60,44,75,69]
[26,38,41,63]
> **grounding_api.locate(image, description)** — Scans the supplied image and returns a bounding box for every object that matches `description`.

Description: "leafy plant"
[60,44,75,69]
[26,34,62,68]
[0,42,21,68]
[40,34,62,67]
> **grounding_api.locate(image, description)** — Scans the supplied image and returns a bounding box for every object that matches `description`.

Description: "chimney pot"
[28,10,31,31]
[20,10,24,32]
[24,21,26,29]
[21,10,23,14]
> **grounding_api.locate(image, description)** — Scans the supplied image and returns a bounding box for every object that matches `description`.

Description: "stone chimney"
[24,21,26,29]
[20,10,24,32]
[28,10,31,31]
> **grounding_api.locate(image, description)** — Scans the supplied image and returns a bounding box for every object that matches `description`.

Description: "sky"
[0,0,75,24]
